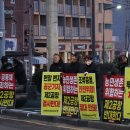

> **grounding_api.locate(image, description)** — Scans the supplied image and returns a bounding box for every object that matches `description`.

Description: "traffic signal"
[24,29,29,46]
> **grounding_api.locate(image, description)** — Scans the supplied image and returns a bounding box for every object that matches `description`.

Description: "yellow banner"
[124,67,130,119]
[77,73,99,120]
[41,72,62,116]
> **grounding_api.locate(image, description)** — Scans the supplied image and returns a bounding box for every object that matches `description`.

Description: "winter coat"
[13,63,27,85]
[109,62,129,76]
[66,62,83,74]
[0,62,13,72]
[83,62,99,75]
[83,62,100,88]
[49,62,65,72]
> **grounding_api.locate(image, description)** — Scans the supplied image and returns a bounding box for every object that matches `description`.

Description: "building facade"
[33,0,115,63]
[95,0,115,63]
[4,0,115,63]
[4,0,33,54]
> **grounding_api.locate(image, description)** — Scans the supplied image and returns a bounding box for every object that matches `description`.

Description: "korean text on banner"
[0,72,16,108]
[62,73,79,118]
[77,73,99,120]
[103,75,124,123]
[124,67,130,119]
[41,72,62,116]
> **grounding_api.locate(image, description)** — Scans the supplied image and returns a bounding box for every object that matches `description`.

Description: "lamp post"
[0,0,5,67]
[92,0,96,61]
[71,27,73,53]
[46,0,58,70]
[102,4,122,64]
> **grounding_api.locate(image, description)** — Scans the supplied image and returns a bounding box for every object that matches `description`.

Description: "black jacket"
[49,62,65,72]
[83,62,100,88]
[0,62,13,72]
[66,62,83,74]
[83,62,99,76]
[109,63,129,76]
[13,63,27,85]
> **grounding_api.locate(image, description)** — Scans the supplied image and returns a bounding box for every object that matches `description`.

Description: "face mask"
[86,61,92,66]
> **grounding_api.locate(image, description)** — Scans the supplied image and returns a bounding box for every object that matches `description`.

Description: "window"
[98,3,102,13]
[10,0,15,4]
[103,3,112,10]
[87,19,91,28]
[99,23,102,33]
[11,22,16,37]
[105,24,112,29]
[87,0,91,7]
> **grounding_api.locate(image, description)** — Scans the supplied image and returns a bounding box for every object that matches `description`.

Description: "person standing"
[116,54,129,75]
[83,55,101,116]
[66,52,83,74]
[109,54,129,76]
[0,56,13,72]
[49,53,65,72]
[83,55,99,76]
[13,58,27,92]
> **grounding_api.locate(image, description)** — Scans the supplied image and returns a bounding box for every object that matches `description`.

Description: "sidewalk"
[0,108,130,130]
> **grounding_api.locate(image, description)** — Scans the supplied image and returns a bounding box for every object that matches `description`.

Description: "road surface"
[0,115,102,130]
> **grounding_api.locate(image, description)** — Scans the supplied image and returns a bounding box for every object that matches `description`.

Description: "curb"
[0,109,130,130]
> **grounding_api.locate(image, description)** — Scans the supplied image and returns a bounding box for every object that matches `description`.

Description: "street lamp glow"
[116,5,122,10]
[102,4,122,64]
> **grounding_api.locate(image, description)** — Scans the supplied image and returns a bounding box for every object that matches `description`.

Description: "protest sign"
[0,72,15,108]
[41,72,62,116]
[124,67,130,119]
[62,73,79,118]
[77,73,99,120]
[103,76,124,123]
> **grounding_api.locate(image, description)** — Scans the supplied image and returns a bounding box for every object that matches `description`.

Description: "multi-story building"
[95,0,115,63]
[4,0,33,56]
[4,0,115,63]
[33,0,115,63]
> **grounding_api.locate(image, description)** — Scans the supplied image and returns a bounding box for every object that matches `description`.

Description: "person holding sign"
[50,53,65,72]
[116,54,129,75]
[110,54,129,76]
[83,55,101,116]
[66,52,83,74]
[0,56,13,72]
[13,58,27,92]
[83,55,99,76]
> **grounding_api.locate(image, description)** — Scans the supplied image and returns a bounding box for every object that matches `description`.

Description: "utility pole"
[0,0,5,67]
[28,0,33,85]
[46,0,58,70]
[92,0,96,61]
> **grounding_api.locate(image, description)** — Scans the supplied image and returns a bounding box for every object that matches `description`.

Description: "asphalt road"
[0,115,102,130]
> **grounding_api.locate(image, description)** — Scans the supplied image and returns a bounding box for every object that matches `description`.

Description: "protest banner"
[62,73,79,118]
[0,72,15,108]
[77,73,99,120]
[124,67,130,119]
[41,72,62,116]
[102,75,124,123]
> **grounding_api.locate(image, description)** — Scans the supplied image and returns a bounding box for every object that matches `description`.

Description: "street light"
[0,0,5,68]
[102,4,122,64]
[92,0,96,61]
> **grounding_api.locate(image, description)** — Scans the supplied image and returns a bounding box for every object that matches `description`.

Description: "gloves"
[84,71,88,76]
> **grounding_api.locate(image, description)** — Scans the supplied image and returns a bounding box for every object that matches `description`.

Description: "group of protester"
[0,53,129,114]
[49,52,129,116]
[0,56,27,92]
[50,53,99,74]
[50,52,129,76]
[0,53,128,92]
